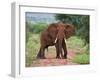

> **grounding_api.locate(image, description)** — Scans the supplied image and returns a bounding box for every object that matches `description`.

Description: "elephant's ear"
[65,24,75,39]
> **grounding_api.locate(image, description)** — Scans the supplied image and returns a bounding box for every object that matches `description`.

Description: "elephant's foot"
[63,55,67,59]
[56,56,61,59]
[37,55,46,59]
[42,56,46,59]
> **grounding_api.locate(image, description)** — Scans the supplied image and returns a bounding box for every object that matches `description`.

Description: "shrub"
[72,53,89,64]
[33,23,48,33]
[66,36,85,49]
[26,22,48,34]
[26,34,40,67]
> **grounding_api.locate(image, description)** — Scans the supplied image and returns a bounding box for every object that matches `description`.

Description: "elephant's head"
[55,22,75,43]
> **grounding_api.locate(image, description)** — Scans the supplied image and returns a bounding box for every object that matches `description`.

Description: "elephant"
[36,22,75,59]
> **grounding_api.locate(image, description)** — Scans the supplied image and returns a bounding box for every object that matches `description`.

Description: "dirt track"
[31,46,78,67]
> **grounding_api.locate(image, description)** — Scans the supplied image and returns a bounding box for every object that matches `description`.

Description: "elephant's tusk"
[64,38,66,42]
[54,37,57,43]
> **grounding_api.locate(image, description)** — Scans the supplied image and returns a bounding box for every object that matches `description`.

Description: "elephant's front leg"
[55,43,61,59]
[62,39,67,59]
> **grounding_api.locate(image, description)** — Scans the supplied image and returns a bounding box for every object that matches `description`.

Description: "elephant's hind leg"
[36,47,46,59]
[55,43,61,59]
[36,48,41,59]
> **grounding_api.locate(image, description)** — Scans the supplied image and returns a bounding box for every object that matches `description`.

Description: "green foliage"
[26,22,48,43]
[72,53,89,64]
[26,32,32,43]
[26,22,48,34]
[55,14,72,23]
[66,36,85,49]
[66,36,89,64]
[55,14,89,44]
[32,23,47,33]
[26,34,40,67]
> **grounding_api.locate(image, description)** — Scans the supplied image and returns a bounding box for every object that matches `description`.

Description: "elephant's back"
[47,23,57,31]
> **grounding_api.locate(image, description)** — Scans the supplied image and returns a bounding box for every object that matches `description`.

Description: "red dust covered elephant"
[36,22,75,59]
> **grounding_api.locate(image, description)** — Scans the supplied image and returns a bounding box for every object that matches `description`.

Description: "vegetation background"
[25,12,89,67]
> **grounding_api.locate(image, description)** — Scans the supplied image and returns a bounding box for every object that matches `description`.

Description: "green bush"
[26,22,48,34]
[66,36,85,49]
[33,23,48,33]
[26,32,33,43]
[67,36,89,64]
[26,34,40,67]
[72,53,89,64]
